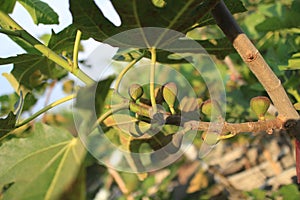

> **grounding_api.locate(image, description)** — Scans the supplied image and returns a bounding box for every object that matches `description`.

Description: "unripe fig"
[201,132,219,145]
[201,99,221,119]
[163,82,177,114]
[201,100,212,116]
[128,84,143,101]
[250,96,270,120]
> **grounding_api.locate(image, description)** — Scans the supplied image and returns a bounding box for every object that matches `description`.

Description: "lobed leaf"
[0,0,17,13]
[17,0,59,25]
[48,25,88,55]
[0,123,86,200]
[70,0,220,45]
[0,54,67,90]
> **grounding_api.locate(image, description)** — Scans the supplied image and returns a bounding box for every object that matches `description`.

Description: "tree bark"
[211,1,298,120]
[211,0,300,183]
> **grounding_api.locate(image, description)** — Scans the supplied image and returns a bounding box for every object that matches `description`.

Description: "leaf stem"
[72,30,82,70]
[114,52,144,91]
[94,103,129,127]
[15,94,76,128]
[150,47,157,113]
[0,11,94,85]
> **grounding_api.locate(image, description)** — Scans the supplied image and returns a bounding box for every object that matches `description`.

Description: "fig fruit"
[201,131,219,145]
[128,83,144,102]
[250,96,270,120]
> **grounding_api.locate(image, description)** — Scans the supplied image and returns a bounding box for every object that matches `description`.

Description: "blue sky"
[0,0,120,113]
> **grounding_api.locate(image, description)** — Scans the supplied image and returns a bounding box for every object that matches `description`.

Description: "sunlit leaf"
[255,1,300,32]
[17,0,59,25]
[0,123,86,200]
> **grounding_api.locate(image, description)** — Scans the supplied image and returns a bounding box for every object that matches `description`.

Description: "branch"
[98,96,284,139]
[211,1,299,121]
[211,0,300,183]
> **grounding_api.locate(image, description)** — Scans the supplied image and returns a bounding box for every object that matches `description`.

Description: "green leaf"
[48,25,88,54]
[195,0,247,27]
[70,0,220,44]
[0,54,67,90]
[279,52,300,70]
[114,37,234,63]
[75,76,115,117]
[0,123,86,200]
[0,112,16,139]
[17,0,59,25]
[0,0,17,13]
[245,188,267,199]
[256,1,300,32]
[276,184,300,200]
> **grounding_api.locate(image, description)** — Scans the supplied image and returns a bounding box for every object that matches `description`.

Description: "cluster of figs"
[128,82,271,120]
[126,82,271,147]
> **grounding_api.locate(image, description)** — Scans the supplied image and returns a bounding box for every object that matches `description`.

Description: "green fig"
[250,96,270,120]
[128,84,144,102]
[163,82,177,114]
[201,132,219,145]
[201,99,221,120]
[201,100,212,116]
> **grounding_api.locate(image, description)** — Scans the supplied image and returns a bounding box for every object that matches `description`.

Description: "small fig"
[201,99,221,119]
[128,84,144,101]
[163,82,177,114]
[250,96,270,120]
[201,132,219,145]
[201,100,212,116]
